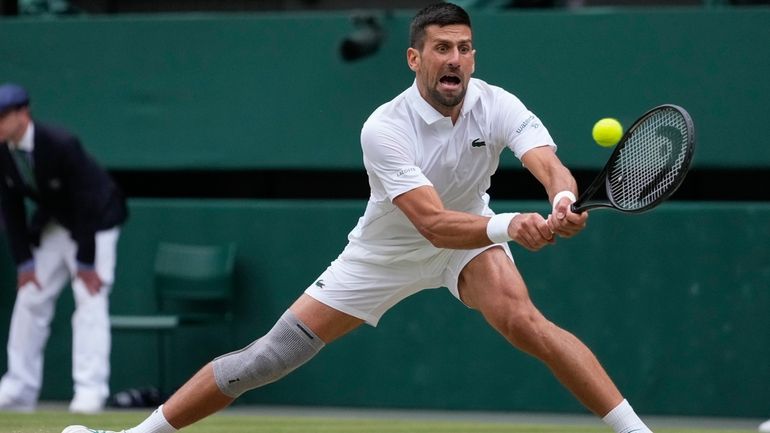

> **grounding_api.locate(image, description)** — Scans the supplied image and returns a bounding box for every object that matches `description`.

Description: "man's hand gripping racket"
[571,104,696,214]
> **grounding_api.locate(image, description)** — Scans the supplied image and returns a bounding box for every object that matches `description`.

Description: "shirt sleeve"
[360,119,433,202]
[492,89,556,160]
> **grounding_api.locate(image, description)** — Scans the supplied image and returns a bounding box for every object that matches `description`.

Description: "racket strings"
[608,109,690,210]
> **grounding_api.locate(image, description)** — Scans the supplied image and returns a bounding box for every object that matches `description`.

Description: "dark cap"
[0,83,30,113]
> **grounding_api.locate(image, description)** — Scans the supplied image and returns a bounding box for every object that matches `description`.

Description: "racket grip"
[570,202,585,213]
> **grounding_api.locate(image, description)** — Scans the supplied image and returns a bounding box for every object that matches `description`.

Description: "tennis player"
[65,3,654,433]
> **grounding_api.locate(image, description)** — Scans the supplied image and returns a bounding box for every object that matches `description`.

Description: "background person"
[0,83,128,413]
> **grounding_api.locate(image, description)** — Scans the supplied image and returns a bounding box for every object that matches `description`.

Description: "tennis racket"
[571,104,695,213]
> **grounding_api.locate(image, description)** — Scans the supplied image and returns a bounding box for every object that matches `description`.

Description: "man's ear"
[407,47,420,72]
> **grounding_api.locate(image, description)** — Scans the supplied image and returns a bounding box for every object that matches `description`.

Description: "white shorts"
[304,242,514,326]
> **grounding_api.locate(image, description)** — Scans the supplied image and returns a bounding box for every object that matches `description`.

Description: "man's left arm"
[59,136,104,294]
[520,146,587,238]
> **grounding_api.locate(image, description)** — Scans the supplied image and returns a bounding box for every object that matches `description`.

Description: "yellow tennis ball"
[592,118,623,147]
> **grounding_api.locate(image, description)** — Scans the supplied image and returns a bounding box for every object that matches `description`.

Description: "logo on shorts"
[314,279,325,288]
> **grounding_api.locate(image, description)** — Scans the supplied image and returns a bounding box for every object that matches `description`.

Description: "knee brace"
[212,310,325,398]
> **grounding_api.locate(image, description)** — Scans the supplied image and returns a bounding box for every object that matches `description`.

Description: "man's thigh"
[289,294,364,344]
[33,224,72,293]
[455,246,530,311]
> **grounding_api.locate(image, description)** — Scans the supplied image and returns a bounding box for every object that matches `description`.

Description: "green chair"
[111,242,237,393]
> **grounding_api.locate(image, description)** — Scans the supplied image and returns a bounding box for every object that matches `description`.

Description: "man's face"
[0,108,25,143]
[408,24,475,118]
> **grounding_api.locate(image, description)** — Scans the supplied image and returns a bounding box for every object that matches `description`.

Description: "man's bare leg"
[458,247,653,432]
[458,247,622,416]
[157,294,364,429]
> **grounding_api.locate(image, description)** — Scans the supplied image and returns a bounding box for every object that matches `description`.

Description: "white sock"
[125,405,178,433]
[602,399,653,433]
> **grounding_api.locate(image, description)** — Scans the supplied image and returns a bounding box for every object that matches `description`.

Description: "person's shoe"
[68,393,106,414]
[759,419,770,432]
[62,426,123,433]
[0,393,35,412]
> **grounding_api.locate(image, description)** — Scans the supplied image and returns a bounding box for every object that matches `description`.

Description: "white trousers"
[0,223,119,407]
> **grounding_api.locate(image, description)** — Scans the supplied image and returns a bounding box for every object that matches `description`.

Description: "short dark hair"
[409,2,471,50]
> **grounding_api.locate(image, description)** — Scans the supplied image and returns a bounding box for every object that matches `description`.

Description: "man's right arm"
[393,185,555,251]
[0,186,34,265]
[0,174,38,289]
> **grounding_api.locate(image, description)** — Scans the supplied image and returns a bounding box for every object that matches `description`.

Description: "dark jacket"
[0,122,128,266]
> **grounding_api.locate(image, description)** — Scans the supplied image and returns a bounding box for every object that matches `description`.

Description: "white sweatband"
[552,190,577,211]
[486,213,519,244]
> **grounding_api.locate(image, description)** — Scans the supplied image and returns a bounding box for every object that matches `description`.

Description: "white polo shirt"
[342,78,555,263]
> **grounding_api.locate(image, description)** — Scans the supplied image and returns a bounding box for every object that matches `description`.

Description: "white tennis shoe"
[0,392,35,412]
[61,426,124,433]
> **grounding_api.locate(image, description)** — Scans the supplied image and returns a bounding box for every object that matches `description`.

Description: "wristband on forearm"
[552,190,577,211]
[486,212,519,244]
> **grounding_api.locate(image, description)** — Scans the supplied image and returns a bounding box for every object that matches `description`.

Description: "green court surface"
[0,407,760,433]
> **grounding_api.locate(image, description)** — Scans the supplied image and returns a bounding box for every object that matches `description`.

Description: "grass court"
[0,408,759,433]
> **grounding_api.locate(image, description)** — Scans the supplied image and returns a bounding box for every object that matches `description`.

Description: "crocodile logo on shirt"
[471,138,486,147]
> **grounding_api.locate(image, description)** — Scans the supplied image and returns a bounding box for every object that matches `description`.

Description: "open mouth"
[439,75,462,88]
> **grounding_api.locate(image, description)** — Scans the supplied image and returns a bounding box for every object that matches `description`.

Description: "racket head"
[602,104,695,213]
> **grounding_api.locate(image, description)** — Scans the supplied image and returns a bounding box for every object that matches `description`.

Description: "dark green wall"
[1,8,768,169]
[2,199,766,417]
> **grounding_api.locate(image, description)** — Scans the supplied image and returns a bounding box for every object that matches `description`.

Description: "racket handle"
[570,202,586,213]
